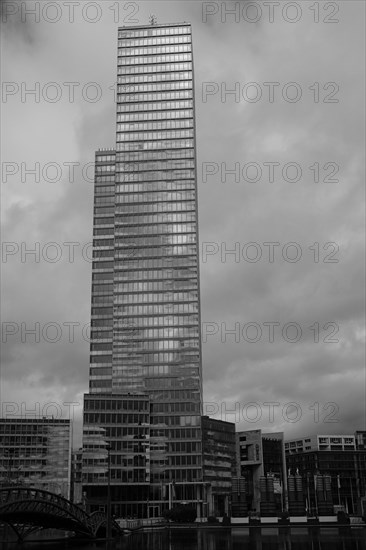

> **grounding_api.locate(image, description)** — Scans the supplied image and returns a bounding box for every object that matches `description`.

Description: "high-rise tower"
[83,22,205,518]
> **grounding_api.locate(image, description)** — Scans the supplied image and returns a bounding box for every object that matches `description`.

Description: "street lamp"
[168,482,174,510]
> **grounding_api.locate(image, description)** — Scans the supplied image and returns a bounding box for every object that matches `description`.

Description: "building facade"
[82,394,151,517]
[285,432,366,515]
[235,430,287,516]
[70,448,83,504]
[202,416,236,517]
[0,418,71,499]
[84,21,204,517]
[285,434,356,454]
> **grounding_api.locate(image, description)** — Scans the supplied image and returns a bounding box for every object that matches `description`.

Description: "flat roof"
[118,22,191,30]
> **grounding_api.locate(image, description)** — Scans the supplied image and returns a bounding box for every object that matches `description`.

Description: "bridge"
[0,486,123,541]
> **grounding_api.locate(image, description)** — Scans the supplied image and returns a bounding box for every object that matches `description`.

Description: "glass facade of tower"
[85,23,204,515]
[114,22,202,486]
[90,149,115,392]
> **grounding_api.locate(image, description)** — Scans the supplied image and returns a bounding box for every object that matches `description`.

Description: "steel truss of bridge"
[0,486,123,541]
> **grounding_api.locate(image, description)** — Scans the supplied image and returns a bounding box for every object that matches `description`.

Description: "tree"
[163,504,197,523]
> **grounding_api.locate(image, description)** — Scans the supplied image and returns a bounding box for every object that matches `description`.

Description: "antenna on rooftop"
[149,14,157,25]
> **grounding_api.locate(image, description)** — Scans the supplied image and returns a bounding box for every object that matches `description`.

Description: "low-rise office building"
[82,393,152,518]
[0,418,72,499]
[285,432,366,515]
[235,430,287,516]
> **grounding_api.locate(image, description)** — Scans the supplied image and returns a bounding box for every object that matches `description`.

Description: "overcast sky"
[1,0,365,447]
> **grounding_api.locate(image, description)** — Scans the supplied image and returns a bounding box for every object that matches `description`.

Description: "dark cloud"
[1,1,365,447]
[0,0,38,44]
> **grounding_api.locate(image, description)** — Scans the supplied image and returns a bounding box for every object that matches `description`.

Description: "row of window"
[0,424,68,432]
[116,180,196,191]
[118,44,191,56]
[112,342,199,354]
[318,437,354,444]
[120,177,198,193]
[166,441,201,453]
[83,457,147,469]
[152,402,200,413]
[110,366,199,379]
[93,240,114,248]
[119,35,191,47]
[113,292,198,305]
[111,363,200,375]
[115,223,197,236]
[113,329,199,341]
[92,261,197,275]
[94,206,114,215]
[149,415,200,427]
[93,213,113,220]
[93,218,114,226]
[118,91,193,104]
[84,425,148,441]
[119,54,192,66]
[114,348,198,360]
[113,255,197,268]
[116,181,195,193]
[95,175,115,184]
[94,196,114,205]
[112,303,199,315]
[112,354,199,365]
[114,245,197,258]
[117,134,193,147]
[97,230,196,243]
[144,377,200,390]
[91,262,114,270]
[118,62,192,75]
[95,185,114,195]
[116,233,197,247]
[95,165,115,172]
[117,119,193,132]
[119,26,190,39]
[92,272,114,280]
[116,139,194,152]
[151,390,201,401]
[114,202,195,214]
[118,72,192,85]
[91,307,113,316]
[91,295,113,304]
[111,457,147,469]
[92,251,113,260]
[114,272,197,285]
[117,111,193,124]
[171,455,201,466]
[84,413,149,424]
[117,100,193,113]
[90,332,112,341]
[93,212,112,221]
[117,176,194,189]
[117,159,194,171]
[88,367,112,376]
[113,315,199,328]
[95,154,115,162]
[93,257,198,273]
[106,294,197,306]
[116,148,194,162]
[93,280,197,295]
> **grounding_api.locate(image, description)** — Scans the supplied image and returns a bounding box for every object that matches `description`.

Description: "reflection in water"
[1,528,365,550]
